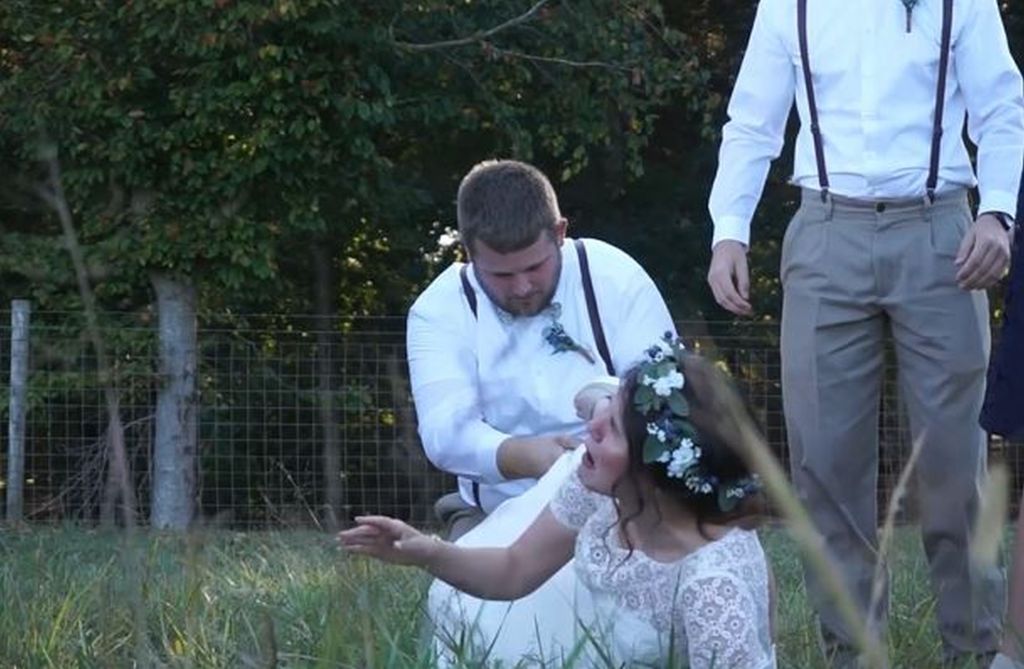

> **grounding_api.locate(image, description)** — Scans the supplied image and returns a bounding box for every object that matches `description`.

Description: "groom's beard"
[478,253,562,317]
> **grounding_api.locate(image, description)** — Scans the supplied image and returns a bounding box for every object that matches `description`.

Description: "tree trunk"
[150,273,198,529]
[312,244,342,531]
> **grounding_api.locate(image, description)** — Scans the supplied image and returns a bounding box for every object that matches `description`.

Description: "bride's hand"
[337,516,441,566]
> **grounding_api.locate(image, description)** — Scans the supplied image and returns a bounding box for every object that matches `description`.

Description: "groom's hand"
[574,385,615,420]
[497,434,578,480]
[708,240,753,316]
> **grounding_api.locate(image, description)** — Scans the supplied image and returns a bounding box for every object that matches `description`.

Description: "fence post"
[6,300,30,523]
[151,275,197,530]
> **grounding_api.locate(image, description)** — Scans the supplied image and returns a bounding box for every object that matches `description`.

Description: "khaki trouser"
[434,492,485,541]
[781,190,1004,659]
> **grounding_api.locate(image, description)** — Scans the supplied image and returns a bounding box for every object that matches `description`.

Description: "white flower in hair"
[666,438,698,478]
[651,370,685,397]
[645,422,667,443]
[638,420,663,440]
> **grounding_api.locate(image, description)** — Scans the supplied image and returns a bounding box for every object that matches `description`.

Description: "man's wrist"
[497,435,547,479]
[981,210,1015,231]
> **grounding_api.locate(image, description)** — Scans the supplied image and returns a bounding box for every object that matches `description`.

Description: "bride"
[341,340,777,668]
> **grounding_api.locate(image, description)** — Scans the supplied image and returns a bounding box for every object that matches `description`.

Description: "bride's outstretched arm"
[338,506,576,600]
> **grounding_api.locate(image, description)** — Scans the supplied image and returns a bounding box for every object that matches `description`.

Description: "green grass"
[0,525,1007,667]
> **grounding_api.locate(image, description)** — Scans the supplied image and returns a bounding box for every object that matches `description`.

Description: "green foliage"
[0,0,702,315]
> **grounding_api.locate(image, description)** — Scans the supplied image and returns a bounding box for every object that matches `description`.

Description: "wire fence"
[0,310,1019,528]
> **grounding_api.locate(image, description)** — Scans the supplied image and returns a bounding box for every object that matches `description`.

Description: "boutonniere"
[901,0,919,32]
[541,303,596,365]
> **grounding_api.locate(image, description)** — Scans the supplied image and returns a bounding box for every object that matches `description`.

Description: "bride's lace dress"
[427,451,776,668]
[550,467,776,668]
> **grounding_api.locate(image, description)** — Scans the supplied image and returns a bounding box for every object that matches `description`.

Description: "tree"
[0,0,706,526]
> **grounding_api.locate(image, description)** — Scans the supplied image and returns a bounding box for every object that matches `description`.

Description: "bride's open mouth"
[583,450,595,468]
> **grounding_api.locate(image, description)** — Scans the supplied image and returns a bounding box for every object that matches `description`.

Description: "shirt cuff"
[469,427,509,484]
[977,190,1018,223]
[711,216,752,249]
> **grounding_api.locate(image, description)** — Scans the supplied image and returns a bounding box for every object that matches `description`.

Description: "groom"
[407,159,675,539]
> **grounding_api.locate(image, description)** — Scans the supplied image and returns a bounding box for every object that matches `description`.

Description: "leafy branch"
[391,0,549,52]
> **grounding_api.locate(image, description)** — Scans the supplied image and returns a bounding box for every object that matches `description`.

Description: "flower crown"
[634,333,760,512]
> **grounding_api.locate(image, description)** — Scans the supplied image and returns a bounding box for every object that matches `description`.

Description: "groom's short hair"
[456,160,563,254]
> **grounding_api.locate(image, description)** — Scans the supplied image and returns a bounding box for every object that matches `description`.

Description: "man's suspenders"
[797,0,953,202]
[457,238,615,508]
[573,239,615,376]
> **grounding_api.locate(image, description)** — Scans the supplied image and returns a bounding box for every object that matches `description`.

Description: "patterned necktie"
[901,0,920,32]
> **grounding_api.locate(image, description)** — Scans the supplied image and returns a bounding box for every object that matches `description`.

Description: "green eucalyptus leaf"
[667,392,690,417]
[643,435,666,464]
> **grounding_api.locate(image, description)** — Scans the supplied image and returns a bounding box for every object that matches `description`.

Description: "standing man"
[409,159,675,540]
[707,0,1023,665]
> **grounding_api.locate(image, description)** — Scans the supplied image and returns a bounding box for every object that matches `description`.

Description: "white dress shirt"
[407,238,675,511]
[709,0,1024,247]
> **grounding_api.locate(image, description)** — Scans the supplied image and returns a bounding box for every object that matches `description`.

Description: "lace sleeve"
[680,573,770,669]
[549,466,601,530]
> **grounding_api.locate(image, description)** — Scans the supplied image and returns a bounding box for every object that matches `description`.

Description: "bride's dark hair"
[611,352,767,547]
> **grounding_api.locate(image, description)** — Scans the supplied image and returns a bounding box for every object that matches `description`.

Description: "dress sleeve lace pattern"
[680,572,767,669]
[549,466,602,530]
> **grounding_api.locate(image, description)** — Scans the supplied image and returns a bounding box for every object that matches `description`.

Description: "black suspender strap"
[459,263,483,508]
[459,264,477,317]
[928,0,954,202]
[797,0,829,202]
[573,239,615,376]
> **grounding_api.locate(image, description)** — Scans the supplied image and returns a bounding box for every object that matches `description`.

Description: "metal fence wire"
[0,311,1019,528]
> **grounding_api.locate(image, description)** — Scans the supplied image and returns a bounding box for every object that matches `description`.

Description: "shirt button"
[875,203,886,213]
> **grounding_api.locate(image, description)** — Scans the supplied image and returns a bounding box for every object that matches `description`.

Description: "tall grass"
[0,525,1006,668]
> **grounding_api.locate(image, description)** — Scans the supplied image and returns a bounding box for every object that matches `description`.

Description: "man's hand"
[707,240,753,316]
[497,434,578,480]
[337,515,441,566]
[955,213,1012,290]
[573,383,616,421]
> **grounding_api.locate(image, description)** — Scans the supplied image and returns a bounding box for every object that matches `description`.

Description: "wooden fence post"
[6,300,30,523]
